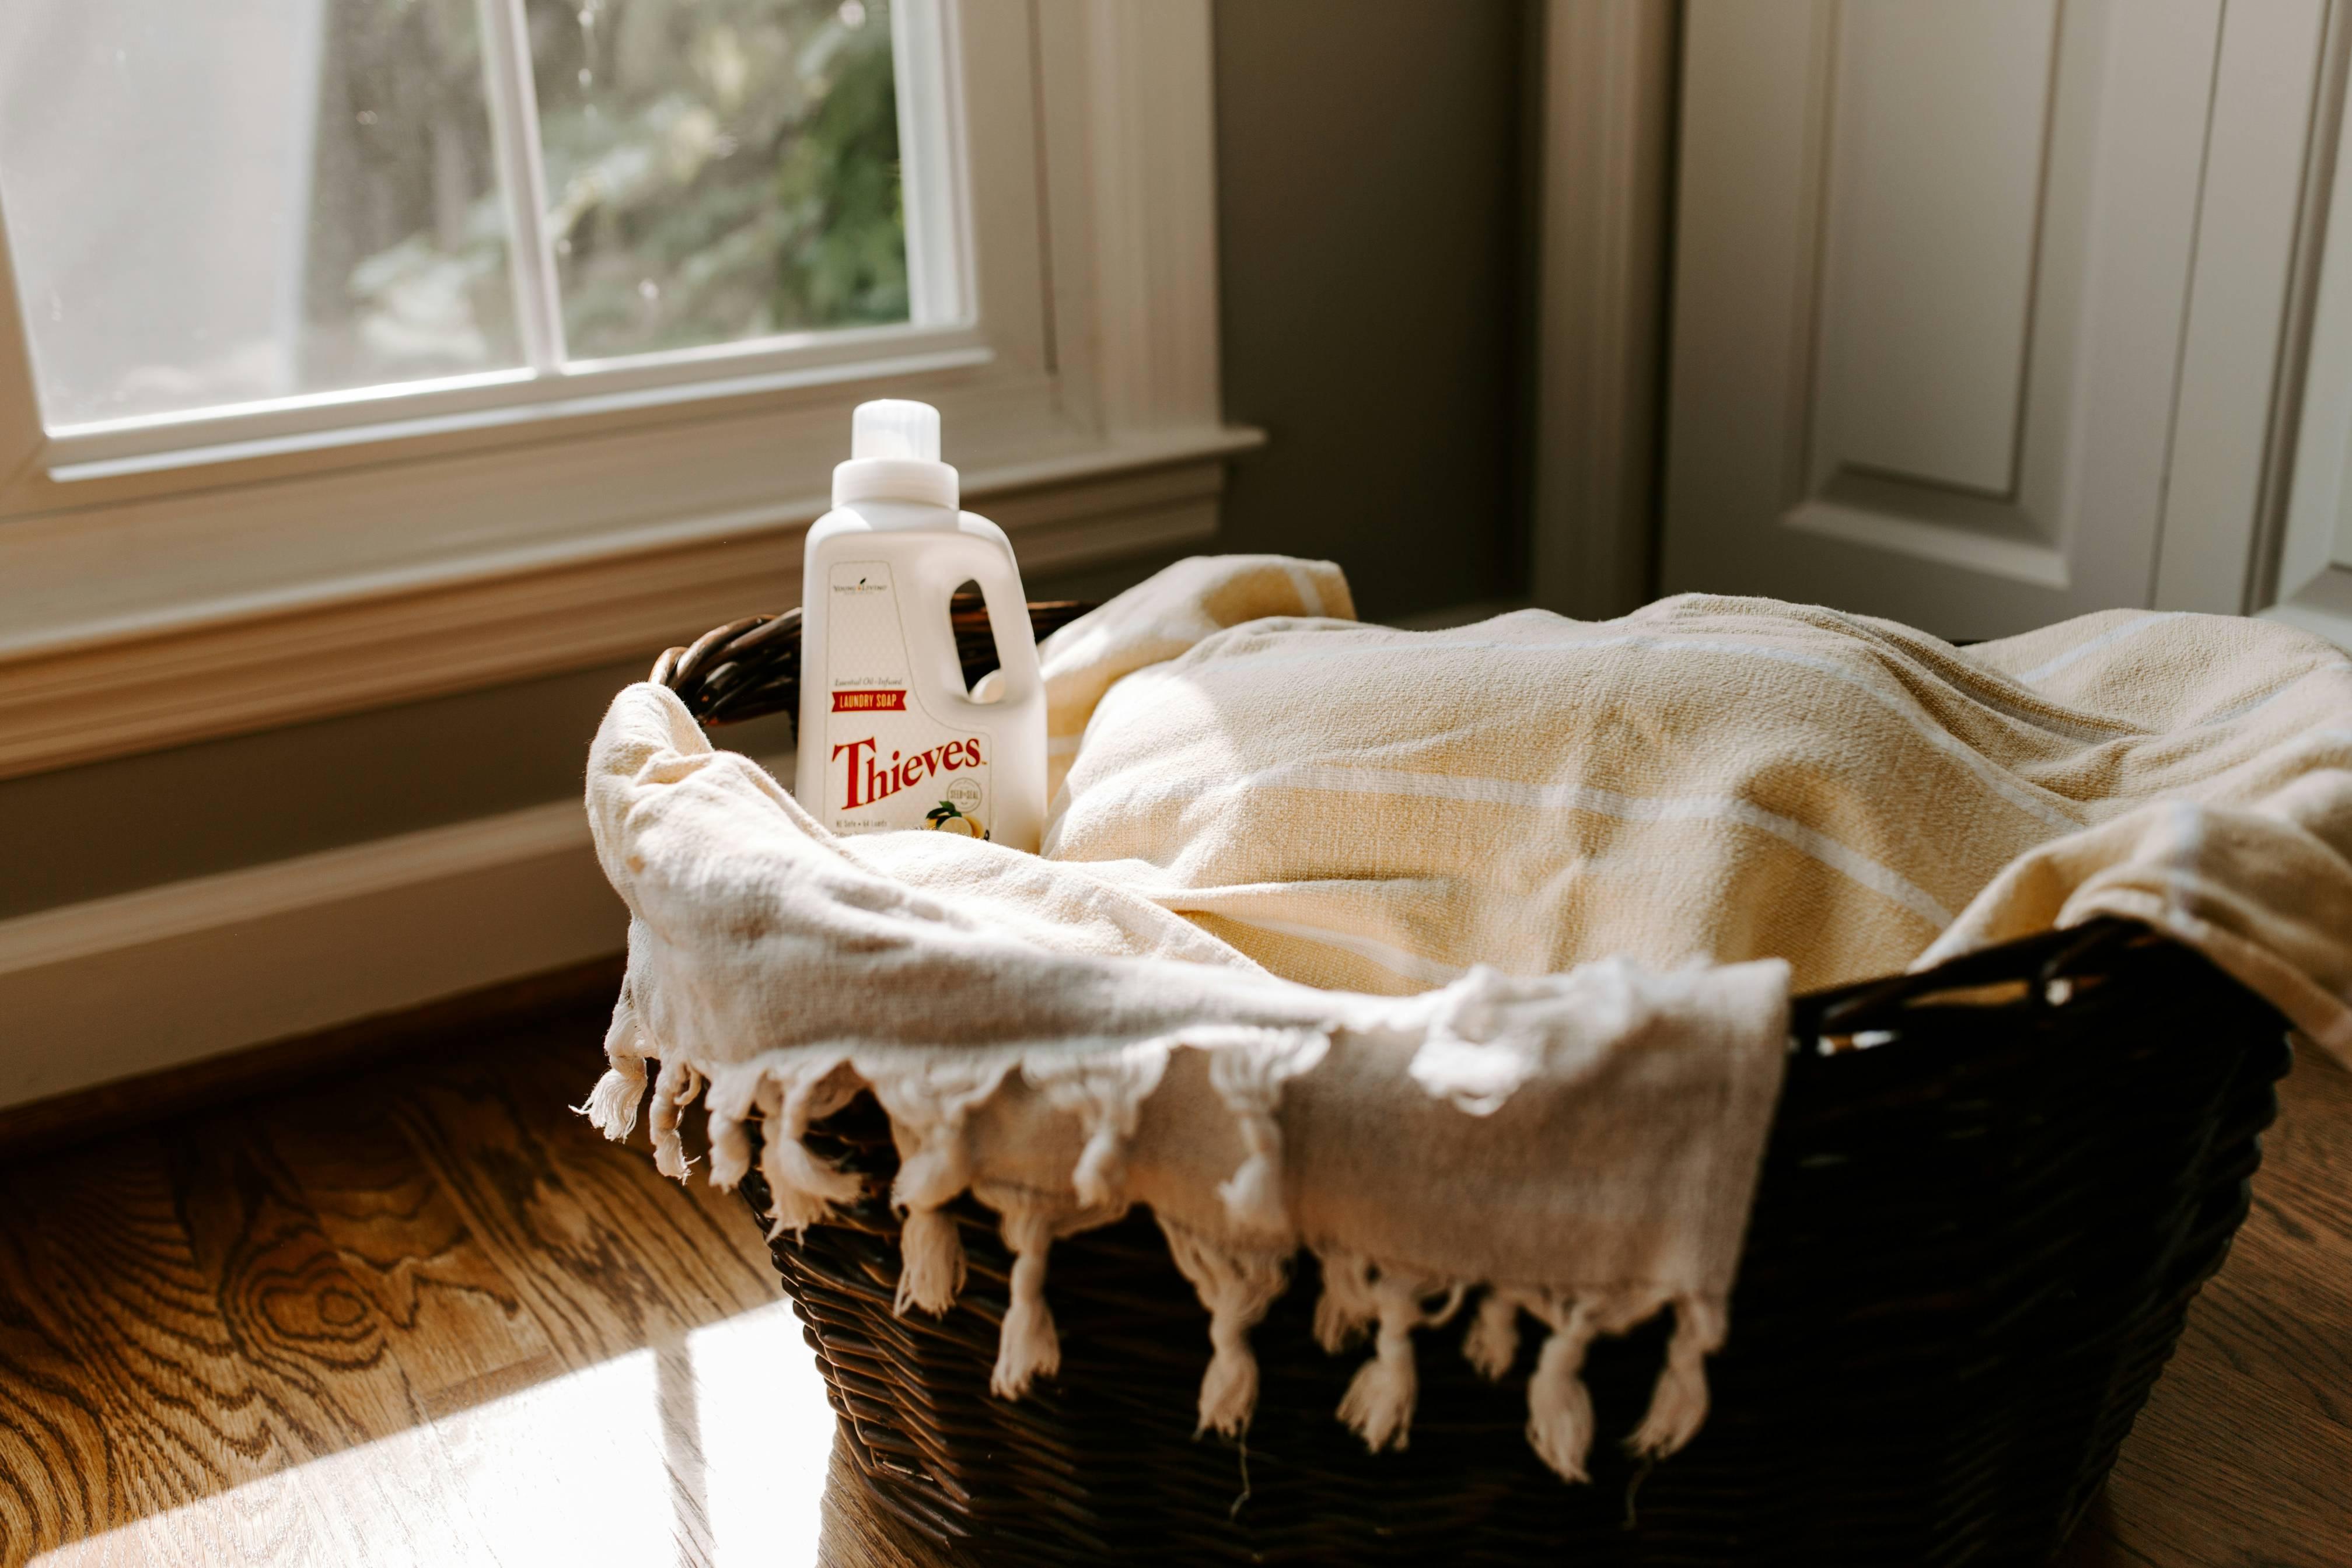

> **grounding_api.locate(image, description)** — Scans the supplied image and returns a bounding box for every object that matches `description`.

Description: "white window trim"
[0,0,1257,780]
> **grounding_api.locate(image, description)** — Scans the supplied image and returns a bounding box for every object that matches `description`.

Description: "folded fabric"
[584,681,1790,1481]
[1044,572,2352,1060]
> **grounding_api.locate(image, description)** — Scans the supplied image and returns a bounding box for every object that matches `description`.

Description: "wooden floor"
[0,995,2343,1567]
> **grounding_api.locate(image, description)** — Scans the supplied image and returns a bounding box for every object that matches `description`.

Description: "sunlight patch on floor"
[34,1300,834,1568]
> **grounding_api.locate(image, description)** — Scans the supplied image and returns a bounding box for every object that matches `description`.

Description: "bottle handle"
[907,533,1040,715]
[964,549,1042,706]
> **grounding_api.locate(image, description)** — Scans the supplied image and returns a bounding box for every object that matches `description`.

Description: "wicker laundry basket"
[649,600,2291,1567]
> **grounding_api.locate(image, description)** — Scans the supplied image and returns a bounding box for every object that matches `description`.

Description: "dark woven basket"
[652,602,2292,1567]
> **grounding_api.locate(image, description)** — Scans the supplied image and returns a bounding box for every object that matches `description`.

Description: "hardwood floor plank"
[385,1045,778,1376]
[0,1137,347,1565]
[254,1080,557,1418]
[156,1107,512,1566]
[0,1219,121,1559]
[499,1034,781,1282]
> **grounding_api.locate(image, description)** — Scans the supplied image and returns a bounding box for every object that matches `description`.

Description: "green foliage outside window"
[334,0,908,376]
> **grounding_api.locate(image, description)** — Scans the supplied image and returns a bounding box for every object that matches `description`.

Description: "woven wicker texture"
[654,604,2291,1566]
[651,597,1091,732]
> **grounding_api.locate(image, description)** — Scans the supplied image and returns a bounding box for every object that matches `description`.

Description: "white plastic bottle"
[796,400,1047,851]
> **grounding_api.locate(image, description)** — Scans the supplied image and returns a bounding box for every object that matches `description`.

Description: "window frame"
[0,0,1256,780]
[29,0,979,481]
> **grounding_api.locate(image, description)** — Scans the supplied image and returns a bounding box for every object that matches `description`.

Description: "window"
[0,2,1247,782]
[0,0,967,466]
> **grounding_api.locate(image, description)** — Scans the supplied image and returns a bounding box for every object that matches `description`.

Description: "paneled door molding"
[1660,0,2339,642]
[2158,0,2341,617]
[1529,0,1678,622]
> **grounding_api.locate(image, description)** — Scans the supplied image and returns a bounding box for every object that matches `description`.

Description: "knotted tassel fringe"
[1525,1297,1603,1481]
[897,1208,966,1317]
[1160,1219,1289,1437]
[648,1058,704,1181]
[747,1072,866,1239]
[892,1118,976,1317]
[578,989,646,1139]
[1071,1126,1126,1210]
[1025,1043,1170,1212]
[1628,1294,1724,1459]
[706,1108,753,1189]
[1335,1270,1462,1453]
[864,1058,1013,1318]
[1205,1030,1329,1237]
[1313,1248,1379,1352]
[991,1207,1061,1399]
[1463,1288,1525,1381]
[1217,1119,1288,1235]
[581,1062,646,1140]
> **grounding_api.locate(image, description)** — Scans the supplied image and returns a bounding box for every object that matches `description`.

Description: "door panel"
[1811,0,2055,498]
[1661,0,2222,638]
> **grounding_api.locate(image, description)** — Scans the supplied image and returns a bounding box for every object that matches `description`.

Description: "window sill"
[0,423,1261,781]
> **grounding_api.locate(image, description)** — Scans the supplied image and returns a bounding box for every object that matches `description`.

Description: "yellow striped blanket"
[1040,557,2352,1059]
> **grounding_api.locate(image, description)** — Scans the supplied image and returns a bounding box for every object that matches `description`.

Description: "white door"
[2275,55,2352,654]
[1658,0,2331,640]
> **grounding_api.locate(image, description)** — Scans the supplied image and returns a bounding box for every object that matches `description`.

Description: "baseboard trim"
[0,954,622,1162]
[0,793,635,1114]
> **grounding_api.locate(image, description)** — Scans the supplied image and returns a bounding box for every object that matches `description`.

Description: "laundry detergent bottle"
[796,400,1047,851]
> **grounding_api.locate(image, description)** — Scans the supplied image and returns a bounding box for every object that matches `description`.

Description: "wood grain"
[0,987,2341,1566]
[2056,1046,2352,1568]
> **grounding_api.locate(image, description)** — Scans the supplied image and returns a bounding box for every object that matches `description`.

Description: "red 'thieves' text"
[831,736,985,810]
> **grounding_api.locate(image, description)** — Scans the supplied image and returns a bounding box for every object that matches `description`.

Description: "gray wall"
[1210,0,1528,621]
[0,1,1529,921]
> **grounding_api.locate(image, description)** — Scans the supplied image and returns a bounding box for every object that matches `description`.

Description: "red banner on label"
[831,689,908,713]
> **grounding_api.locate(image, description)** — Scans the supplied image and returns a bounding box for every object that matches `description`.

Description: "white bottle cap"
[833,398,960,509]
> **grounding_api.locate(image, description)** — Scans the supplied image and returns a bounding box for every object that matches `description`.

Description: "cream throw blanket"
[1039,559,2352,1055]
[586,684,1789,1482]
[583,555,2352,1485]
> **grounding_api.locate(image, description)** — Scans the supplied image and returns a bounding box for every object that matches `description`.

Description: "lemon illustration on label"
[924,800,987,839]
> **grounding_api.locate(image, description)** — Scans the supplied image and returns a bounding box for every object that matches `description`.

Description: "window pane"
[0,0,522,428]
[530,0,908,363]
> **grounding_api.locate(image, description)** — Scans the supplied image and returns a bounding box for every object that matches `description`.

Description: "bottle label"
[822,560,993,838]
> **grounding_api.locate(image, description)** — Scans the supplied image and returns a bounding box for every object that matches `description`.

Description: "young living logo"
[834,575,889,594]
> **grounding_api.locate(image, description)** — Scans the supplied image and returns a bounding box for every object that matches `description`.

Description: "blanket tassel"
[579,992,646,1139]
[1313,1249,1379,1353]
[991,1208,1061,1399]
[1628,1294,1723,1460]
[648,1058,703,1181]
[1161,1221,1289,1437]
[892,1122,974,1317]
[1526,1298,1602,1482]
[749,1075,865,1238]
[1336,1272,1462,1453]
[1463,1288,1523,1381]
[582,1063,646,1140]
[1071,1121,1128,1211]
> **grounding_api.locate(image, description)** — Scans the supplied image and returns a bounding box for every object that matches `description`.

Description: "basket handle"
[1795,916,2149,1038]
[650,598,1092,732]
